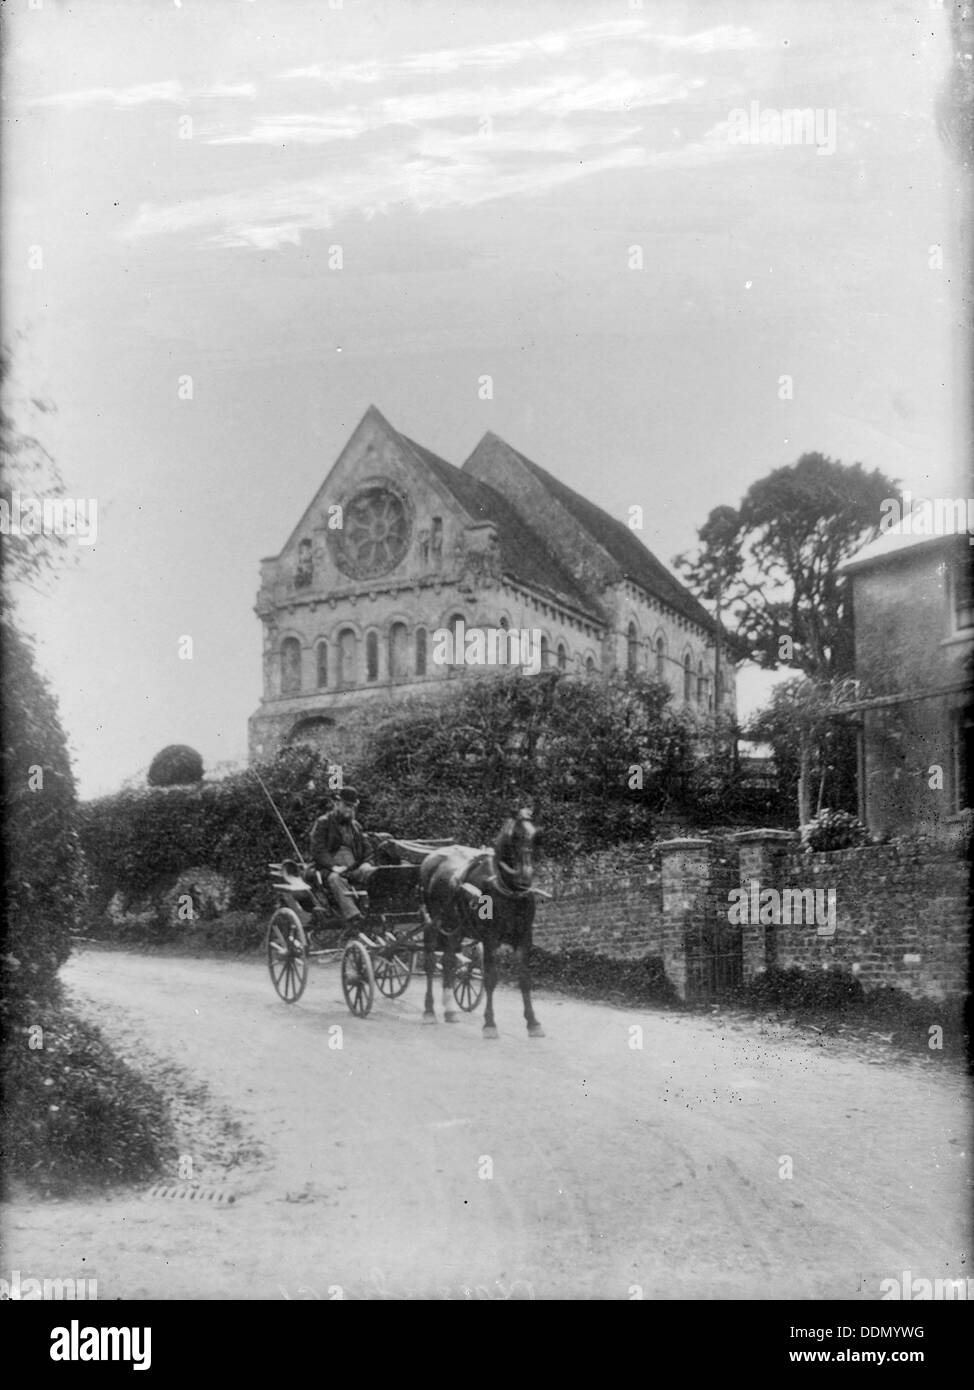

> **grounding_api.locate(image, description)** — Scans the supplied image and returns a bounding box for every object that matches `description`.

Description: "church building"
[248,406,736,761]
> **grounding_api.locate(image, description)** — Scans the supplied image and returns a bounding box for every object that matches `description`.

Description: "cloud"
[208,71,703,147]
[279,20,758,86]
[124,130,732,250]
[33,81,188,109]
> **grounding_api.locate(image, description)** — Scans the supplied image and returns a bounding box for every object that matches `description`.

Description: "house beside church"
[248,406,736,762]
[838,520,973,838]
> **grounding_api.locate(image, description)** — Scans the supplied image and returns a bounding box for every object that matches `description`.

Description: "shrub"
[800,808,869,853]
[147,744,204,787]
[1,1000,175,1194]
[1,613,88,1026]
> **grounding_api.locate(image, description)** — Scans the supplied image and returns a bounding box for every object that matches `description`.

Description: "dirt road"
[2,948,970,1299]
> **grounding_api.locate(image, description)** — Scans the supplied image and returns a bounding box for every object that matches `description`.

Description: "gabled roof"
[394,431,599,618]
[838,514,962,574]
[466,432,723,637]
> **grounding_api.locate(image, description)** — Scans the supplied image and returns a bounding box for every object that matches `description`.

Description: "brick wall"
[767,841,970,1001]
[532,848,663,959]
[532,833,969,1004]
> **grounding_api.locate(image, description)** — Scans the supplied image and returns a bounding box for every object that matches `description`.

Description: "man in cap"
[308,787,376,925]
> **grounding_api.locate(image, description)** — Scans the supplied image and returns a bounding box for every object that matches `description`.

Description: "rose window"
[335,486,411,578]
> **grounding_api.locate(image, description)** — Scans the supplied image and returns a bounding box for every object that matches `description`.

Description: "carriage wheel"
[373,941,413,999]
[266,907,309,1004]
[341,939,376,1017]
[452,941,485,1013]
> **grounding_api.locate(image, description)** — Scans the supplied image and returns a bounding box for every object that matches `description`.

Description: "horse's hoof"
[528,1024,546,1039]
[422,1013,438,1026]
[444,1010,461,1023]
[482,1025,499,1040]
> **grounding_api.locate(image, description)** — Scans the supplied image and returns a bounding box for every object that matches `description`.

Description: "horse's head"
[495,807,537,892]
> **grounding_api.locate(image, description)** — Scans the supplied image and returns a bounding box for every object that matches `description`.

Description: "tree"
[748,677,860,826]
[0,344,72,598]
[677,454,900,680]
[147,744,205,787]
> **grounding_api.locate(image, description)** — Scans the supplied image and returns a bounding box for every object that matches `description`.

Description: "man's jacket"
[309,811,369,872]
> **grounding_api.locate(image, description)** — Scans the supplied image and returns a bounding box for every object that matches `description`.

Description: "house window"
[366,631,379,682]
[281,638,301,696]
[316,641,328,689]
[626,622,638,676]
[337,629,356,688]
[953,708,974,812]
[655,637,666,682]
[295,539,313,589]
[949,550,974,632]
[416,626,428,676]
[683,653,692,703]
[557,643,567,672]
[389,623,408,681]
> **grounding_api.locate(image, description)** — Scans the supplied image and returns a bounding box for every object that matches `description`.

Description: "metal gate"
[684,917,742,1003]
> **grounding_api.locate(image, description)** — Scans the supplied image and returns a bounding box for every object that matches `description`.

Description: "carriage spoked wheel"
[266,907,309,1004]
[341,939,376,1017]
[373,938,413,999]
[452,941,485,1013]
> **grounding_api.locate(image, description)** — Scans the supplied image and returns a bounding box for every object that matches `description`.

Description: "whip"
[253,768,306,862]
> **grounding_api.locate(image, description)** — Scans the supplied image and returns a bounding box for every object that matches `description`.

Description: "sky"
[2,0,965,800]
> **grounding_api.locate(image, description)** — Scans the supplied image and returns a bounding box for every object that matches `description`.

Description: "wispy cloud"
[34,81,188,109]
[280,20,758,85]
[124,127,733,250]
[209,71,703,146]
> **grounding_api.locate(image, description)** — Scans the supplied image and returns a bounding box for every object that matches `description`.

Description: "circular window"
[334,484,411,578]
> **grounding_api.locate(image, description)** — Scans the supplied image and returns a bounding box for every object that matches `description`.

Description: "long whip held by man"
[253,769,305,863]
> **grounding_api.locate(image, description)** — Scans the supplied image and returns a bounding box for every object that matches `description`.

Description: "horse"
[418,809,549,1039]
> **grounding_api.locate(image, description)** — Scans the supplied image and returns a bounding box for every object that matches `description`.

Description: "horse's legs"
[422,908,437,1024]
[482,939,499,1040]
[516,934,544,1038]
[442,938,460,1023]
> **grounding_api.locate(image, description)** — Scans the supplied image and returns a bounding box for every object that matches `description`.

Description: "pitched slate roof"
[393,430,600,618]
[466,432,723,637]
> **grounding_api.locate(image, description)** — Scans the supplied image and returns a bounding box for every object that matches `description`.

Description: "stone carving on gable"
[457,523,501,595]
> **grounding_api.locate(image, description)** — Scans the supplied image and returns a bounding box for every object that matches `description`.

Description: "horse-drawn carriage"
[265,843,485,1019]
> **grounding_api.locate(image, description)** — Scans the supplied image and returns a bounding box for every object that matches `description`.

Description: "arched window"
[697,661,706,704]
[281,637,301,696]
[683,652,692,703]
[586,656,595,674]
[416,626,428,677]
[447,613,465,675]
[295,538,313,589]
[557,643,567,672]
[316,641,328,689]
[366,631,379,682]
[539,636,549,669]
[655,636,666,682]
[389,623,408,681]
[337,629,356,689]
[626,622,638,676]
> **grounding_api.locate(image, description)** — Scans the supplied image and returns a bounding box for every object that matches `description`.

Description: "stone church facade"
[248,406,736,762]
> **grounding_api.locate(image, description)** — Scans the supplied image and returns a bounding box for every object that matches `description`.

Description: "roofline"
[839,529,962,575]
